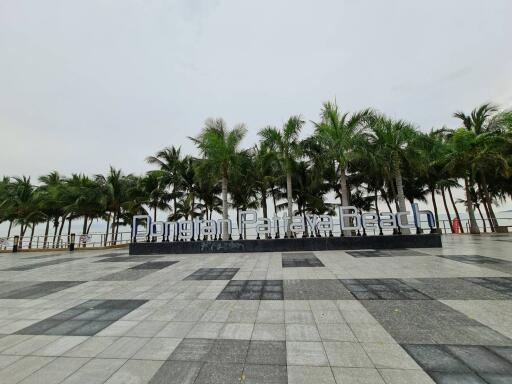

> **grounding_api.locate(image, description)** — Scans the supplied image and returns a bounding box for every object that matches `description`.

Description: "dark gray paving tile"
[404,344,512,384]
[462,278,512,298]
[15,319,62,335]
[361,300,505,345]
[403,278,511,300]
[446,346,512,375]
[24,253,61,260]
[217,280,283,300]
[185,268,240,281]
[0,281,85,299]
[194,362,244,384]
[284,279,354,300]
[168,339,215,362]
[243,364,287,384]
[148,360,203,384]
[97,309,132,321]
[72,309,109,320]
[94,252,129,258]
[130,261,179,270]
[95,299,148,310]
[489,347,512,365]
[440,254,510,265]
[282,253,324,268]
[67,320,115,336]
[2,258,77,271]
[403,344,472,372]
[43,320,90,335]
[340,279,432,300]
[428,371,487,383]
[479,373,512,384]
[16,299,146,336]
[95,269,155,281]
[440,255,512,275]
[207,339,249,363]
[96,255,158,263]
[346,249,428,257]
[246,341,286,366]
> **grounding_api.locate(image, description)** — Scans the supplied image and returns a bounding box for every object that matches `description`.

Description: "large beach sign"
[132,203,436,242]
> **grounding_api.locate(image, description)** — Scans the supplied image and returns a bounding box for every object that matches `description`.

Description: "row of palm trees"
[1,102,511,247]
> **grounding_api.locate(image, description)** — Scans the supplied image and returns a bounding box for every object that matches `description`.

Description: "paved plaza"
[0,235,511,383]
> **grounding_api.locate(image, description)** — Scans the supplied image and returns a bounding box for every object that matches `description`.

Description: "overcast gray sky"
[1,0,511,179]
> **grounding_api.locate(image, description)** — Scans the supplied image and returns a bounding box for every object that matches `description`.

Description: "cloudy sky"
[1,0,511,180]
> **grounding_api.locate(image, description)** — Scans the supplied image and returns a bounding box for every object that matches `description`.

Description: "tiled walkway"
[0,235,511,383]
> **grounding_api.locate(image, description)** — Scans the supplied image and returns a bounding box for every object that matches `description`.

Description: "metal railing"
[0,232,132,252]
[1,216,510,252]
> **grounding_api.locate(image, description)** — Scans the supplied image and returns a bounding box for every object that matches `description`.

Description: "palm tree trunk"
[19,224,25,249]
[221,171,229,240]
[28,224,35,249]
[261,188,268,219]
[57,216,66,247]
[7,221,12,238]
[67,217,72,236]
[43,220,50,248]
[286,171,293,237]
[430,189,440,228]
[82,216,88,235]
[476,204,486,233]
[52,218,59,247]
[339,168,351,236]
[464,175,480,234]
[271,187,280,238]
[448,186,464,233]
[111,212,117,244]
[394,167,410,234]
[480,173,499,230]
[114,215,120,244]
[383,192,393,213]
[87,218,93,234]
[105,213,111,246]
[441,187,453,233]
[477,183,494,232]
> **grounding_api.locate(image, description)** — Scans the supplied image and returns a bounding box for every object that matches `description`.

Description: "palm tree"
[65,175,105,240]
[252,145,275,220]
[229,152,259,238]
[444,129,482,233]
[0,176,15,239]
[9,177,39,248]
[313,102,371,234]
[368,116,418,234]
[190,118,247,240]
[259,116,304,237]
[140,172,171,221]
[146,146,183,215]
[454,103,510,230]
[37,172,66,247]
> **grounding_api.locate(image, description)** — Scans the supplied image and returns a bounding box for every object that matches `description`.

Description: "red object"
[452,218,461,234]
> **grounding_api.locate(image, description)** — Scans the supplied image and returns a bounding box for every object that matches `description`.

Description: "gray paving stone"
[340,279,431,300]
[246,340,287,365]
[403,344,472,372]
[130,261,179,269]
[194,362,244,384]
[148,360,202,384]
[207,339,249,363]
[184,268,239,280]
[446,345,512,375]
[243,364,287,384]
[284,279,354,300]
[168,338,215,362]
[217,280,283,300]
